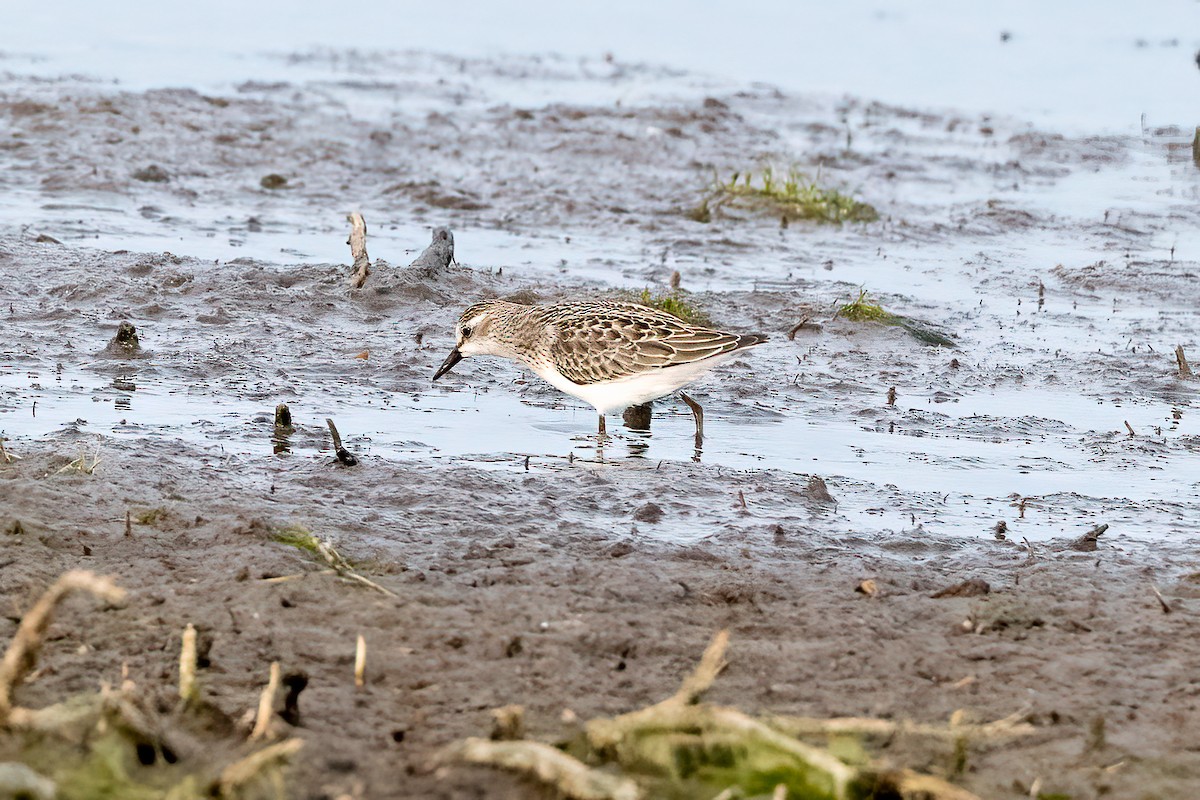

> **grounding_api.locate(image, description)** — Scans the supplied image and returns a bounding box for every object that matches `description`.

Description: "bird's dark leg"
[598,414,606,436]
[679,392,704,448]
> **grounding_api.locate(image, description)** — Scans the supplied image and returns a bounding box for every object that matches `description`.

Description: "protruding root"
[440,738,641,800]
[0,570,126,723]
[347,212,371,289]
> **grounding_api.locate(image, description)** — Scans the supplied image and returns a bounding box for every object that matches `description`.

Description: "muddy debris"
[804,475,836,505]
[259,173,288,189]
[1066,523,1110,552]
[131,164,170,183]
[104,320,141,354]
[931,578,991,599]
[409,226,456,274]
[632,502,664,523]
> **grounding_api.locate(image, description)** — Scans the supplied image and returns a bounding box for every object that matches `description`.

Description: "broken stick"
[1176,345,1194,379]
[325,418,359,466]
[347,212,371,289]
[354,634,366,690]
[179,623,199,706]
[251,661,281,740]
[0,571,126,723]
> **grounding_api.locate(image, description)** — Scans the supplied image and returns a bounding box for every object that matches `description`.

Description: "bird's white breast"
[529,355,737,415]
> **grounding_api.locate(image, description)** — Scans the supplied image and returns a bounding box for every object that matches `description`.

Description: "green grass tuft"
[625,289,711,326]
[701,166,877,224]
[836,289,893,323]
[272,523,320,553]
[835,289,957,348]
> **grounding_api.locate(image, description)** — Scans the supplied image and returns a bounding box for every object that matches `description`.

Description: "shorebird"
[432,299,767,442]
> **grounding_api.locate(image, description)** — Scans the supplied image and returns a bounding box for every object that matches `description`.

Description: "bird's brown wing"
[547,302,759,385]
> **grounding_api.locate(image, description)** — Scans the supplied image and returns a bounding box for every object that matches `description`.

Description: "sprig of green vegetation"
[622,288,711,326]
[272,523,321,554]
[697,165,877,224]
[835,289,956,348]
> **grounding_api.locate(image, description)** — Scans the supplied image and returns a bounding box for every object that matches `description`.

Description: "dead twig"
[0,435,19,464]
[346,212,371,289]
[315,539,396,597]
[672,628,728,706]
[56,447,101,475]
[251,661,281,740]
[326,419,359,466]
[354,635,366,690]
[786,315,812,340]
[441,738,641,800]
[1150,585,1172,614]
[179,623,199,706]
[0,571,126,723]
[766,709,1036,744]
[1176,345,1194,379]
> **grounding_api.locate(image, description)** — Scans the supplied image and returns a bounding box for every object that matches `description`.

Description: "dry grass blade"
[443,738,641,800]
[56,447,102,475]
[0,570,126,722]
[315,539,397,597]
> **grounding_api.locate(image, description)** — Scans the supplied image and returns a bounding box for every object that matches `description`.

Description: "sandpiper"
[432,299,767,441]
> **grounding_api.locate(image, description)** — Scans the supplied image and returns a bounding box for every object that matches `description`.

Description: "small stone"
[132,164,170,183]
[260,173,288,189]
[804,475,836,504]
[632,502,663,522]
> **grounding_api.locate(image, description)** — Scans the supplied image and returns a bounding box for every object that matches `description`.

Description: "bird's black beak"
[432,348,463,381]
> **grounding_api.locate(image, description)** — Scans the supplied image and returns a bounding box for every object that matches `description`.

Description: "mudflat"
[2,50,1200,799]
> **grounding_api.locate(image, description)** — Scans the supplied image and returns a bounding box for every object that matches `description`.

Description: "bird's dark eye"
[462,325,473,339]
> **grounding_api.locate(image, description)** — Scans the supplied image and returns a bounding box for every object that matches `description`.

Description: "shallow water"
[3,16,1199,549]
[6,0,1199,132]
[4,359,1197,544]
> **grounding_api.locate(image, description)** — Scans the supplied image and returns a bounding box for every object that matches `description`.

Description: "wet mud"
[2,50,1200,798]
